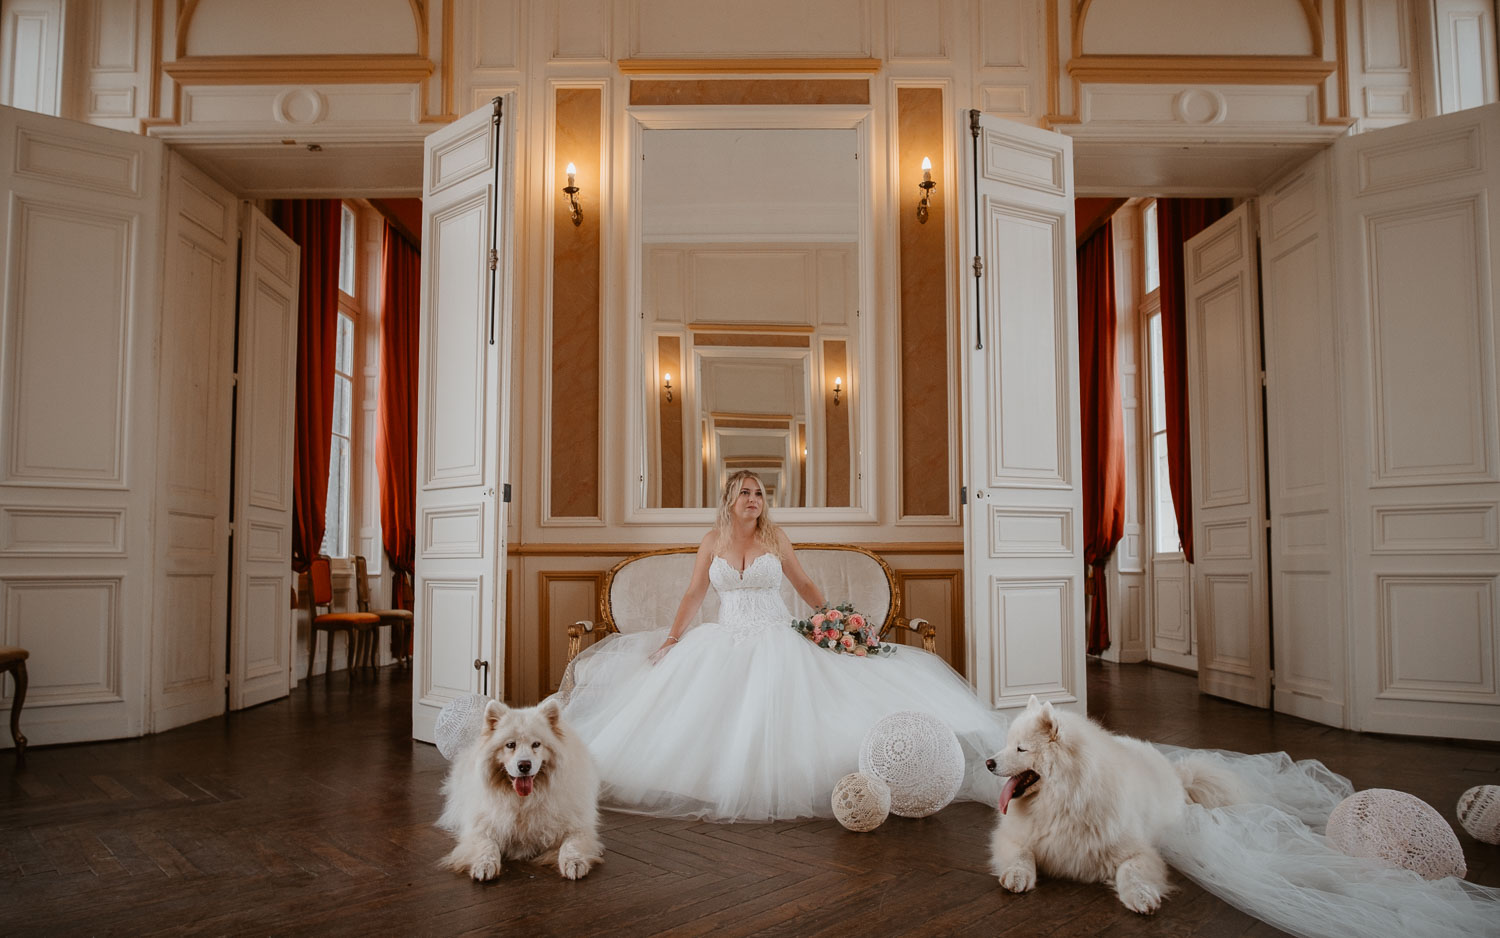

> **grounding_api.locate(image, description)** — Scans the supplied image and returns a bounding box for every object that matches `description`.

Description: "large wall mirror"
[629,108,873,517]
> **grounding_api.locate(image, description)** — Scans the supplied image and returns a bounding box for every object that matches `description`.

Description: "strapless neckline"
[713,552,776,579]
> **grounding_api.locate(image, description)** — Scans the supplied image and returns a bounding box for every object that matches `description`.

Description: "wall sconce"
[833,376,843,406]
[917,157,936,224]
[663,372,673,403]
[563,162,583,227]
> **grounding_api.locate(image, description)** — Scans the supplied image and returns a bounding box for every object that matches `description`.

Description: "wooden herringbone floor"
[2,662,1496,937]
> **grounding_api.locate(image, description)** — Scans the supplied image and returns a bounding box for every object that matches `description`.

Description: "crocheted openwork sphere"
[1326,788,1466,880]
[831,772,891,832]
[434,693,490,760]
[1457,785,1500,845]
[858,710,964,818]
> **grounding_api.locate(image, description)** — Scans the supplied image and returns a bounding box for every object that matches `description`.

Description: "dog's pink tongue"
[998,775,1021,814]
[513,775,534,797]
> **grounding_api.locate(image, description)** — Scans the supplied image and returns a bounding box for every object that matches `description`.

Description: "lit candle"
[663,373,671,384]
[921,156,932,183]
[835,376,842,390]
[566,162,577,187]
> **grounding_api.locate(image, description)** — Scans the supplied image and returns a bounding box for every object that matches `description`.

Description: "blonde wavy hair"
[713,470,783,559]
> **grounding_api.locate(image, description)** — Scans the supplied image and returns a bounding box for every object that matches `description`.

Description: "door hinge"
[960,485,967,506]
[502,483,511,503]
[487,248,498,271]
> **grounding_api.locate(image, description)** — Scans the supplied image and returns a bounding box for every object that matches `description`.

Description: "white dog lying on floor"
[438,697,603,881]
[986,695,1242,913]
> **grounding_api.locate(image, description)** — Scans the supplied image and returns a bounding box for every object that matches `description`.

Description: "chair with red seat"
[353,555,414,668]
[306,556,380,680]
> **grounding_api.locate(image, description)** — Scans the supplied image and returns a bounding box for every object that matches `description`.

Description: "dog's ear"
[537,696,564,733]
[482,699,508,732]
[1026,694,1041,711]
[1037,700,1059,741]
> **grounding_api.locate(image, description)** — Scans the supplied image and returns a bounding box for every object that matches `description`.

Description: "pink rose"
[828,610,843,622]
[810,613,826,627]
[848,614,865,630]
[854,645,867,657]
[840,634,856,650]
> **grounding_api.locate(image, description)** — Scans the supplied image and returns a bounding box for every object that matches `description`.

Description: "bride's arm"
[777,530,826,610]
[650,533,715,663]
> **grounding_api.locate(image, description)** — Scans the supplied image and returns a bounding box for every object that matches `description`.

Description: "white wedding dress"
[558,553,1500,938]
[559,552,1008,821]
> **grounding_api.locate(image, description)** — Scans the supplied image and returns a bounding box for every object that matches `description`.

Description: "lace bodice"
[710,553,793,645]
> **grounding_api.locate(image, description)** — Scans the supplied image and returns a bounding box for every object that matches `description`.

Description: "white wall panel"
[2,577,122,705]
[888,0,947,61]
[1366,199,1493,482]
[1378,575,1496,702]
[0,507,126,556]
[991,578,1073,704]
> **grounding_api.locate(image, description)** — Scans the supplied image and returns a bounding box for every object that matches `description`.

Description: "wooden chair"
[0,645,28,765]
[305,556,379,680]
[353,555,414,668]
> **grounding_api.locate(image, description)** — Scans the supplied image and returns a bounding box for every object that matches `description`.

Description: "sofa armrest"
[566,619,595,661]
[882,615,930,651]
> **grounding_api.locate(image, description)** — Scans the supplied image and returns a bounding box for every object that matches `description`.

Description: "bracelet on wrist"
[664,635,679,644]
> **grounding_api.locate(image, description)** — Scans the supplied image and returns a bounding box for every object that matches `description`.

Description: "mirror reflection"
[640,127,861,509]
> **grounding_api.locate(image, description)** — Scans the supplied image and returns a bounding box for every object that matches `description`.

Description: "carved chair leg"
[8,661,26,765]
[307,630,317,681]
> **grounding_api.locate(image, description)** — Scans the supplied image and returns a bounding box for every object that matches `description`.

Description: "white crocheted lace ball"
[831,772,892,832]
[858,710,964,818]
[434,693,490,760]
[1326,788,1467,880]
[1457,785,1500,845]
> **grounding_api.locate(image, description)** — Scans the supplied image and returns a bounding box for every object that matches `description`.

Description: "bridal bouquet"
[791,602,894,657]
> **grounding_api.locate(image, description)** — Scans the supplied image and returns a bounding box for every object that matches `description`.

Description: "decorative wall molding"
[164,55,434,85]
[619,58,883,74]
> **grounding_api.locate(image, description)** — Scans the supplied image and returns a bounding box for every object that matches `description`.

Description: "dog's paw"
[1117,882,1165,915]
[469,857,502,882]
[996,863,1036,893]
[558,842,593,880]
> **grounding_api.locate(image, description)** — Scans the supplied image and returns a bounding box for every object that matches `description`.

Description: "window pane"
[1152,434,1179,554]
[333,374,351,437]
[1148,312,1166,433]
[321,435,350,557]
[1142,200,1160,294]
[335,313,354,374]
[338,204,356,296]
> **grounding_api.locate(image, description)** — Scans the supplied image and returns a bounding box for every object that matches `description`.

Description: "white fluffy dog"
[438,697,603,881]
[987,695,1241,913]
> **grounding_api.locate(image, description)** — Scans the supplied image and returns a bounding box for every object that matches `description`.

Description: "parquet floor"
[2,662,1496,937]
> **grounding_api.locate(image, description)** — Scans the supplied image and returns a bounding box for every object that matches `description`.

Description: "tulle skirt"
[559,623,1009,822]
[560,629,1500,936]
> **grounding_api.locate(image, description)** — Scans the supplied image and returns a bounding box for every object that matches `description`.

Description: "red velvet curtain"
[1155,198,1233,564]
[272,200,342,573]
[1078,224,1125,655]
[376,221,419,626]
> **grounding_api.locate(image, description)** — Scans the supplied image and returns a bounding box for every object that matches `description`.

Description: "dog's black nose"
[516,760,532,774]
[985,758,996,771]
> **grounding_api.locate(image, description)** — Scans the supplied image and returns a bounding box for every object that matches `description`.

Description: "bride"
[560,469,1008,822]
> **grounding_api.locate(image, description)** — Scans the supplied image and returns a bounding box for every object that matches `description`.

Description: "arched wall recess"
[177,0,426,58]
[1076,0,1321,58]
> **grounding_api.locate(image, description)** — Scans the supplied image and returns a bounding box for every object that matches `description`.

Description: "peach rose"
[848,614,865,630]
[840,634,856,650]
[828,609,843,622]
[854,645,867,657]
[810,613,826,627]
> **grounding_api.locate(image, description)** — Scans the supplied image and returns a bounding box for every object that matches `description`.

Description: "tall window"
[321,204,358,557]
[1141,200,1179,555]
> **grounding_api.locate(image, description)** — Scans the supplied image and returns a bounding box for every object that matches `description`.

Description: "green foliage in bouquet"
[790,602,894,657]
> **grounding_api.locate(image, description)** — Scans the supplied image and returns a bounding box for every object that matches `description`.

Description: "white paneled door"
[962,111,1086,714]
[1337,103,1500,741]
[0,106,163,745]
[151,153,239,731]
[228,204,299,710]
[1185,204,1272,709]
[413,97,515,742]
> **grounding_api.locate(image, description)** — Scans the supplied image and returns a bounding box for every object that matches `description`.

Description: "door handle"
[473,658,490,697]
